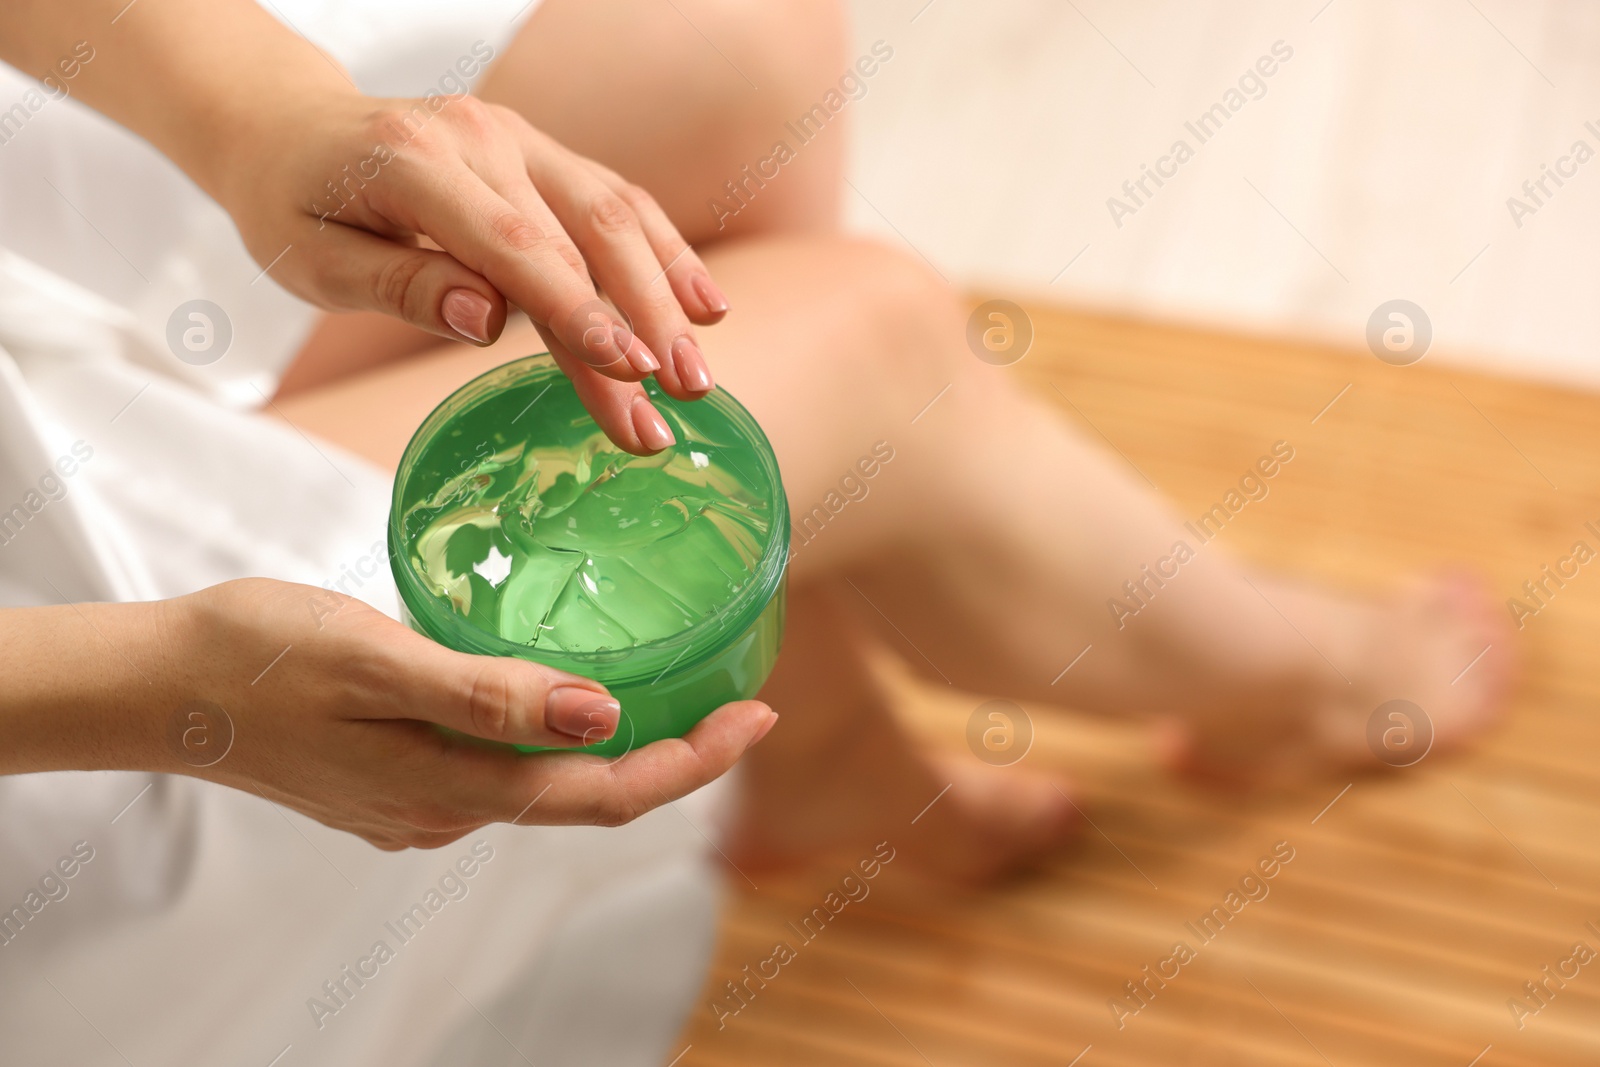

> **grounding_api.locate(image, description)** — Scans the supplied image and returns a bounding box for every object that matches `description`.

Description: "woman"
[0,0,1510,1062]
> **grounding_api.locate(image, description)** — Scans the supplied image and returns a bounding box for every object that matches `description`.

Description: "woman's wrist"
[201,87,376,234]
[0,598,190,777]
[0,0,363,207]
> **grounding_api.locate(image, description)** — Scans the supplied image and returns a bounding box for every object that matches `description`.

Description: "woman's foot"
[1170,569,1515,785]
[726,580,1079,885]
[724,715,1080,887]
[920,752,1083,884]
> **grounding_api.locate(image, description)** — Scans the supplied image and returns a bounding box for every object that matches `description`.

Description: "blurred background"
[847,0,1600,387]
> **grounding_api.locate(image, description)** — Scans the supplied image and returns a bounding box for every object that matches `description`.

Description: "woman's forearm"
[1,1,726,453]
[0,599,182,776]
[0,0,357,204]
[0,578,775,846]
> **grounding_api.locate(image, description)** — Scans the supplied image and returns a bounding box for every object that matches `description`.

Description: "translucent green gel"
[389,355,788,756]
[408,430,769,653]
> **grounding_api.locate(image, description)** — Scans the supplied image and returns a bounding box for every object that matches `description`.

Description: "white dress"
[0,3,729,1064]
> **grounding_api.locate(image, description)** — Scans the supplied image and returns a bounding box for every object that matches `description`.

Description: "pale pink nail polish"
[546,686,620,739]
[632,395,676,452]
[672,335,714,393]
[613,321,659,374]
[442,288,492,344]
[693,275,730,316]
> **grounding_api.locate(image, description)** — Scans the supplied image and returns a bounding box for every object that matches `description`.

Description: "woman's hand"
[0,0,726,455]
[0,579,775,851]
[177,579,774,849]
[219,93,726,454]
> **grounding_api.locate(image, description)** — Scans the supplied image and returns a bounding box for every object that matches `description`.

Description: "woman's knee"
[692,0,851,111]
[835,238,977,392]
[489,0,848,240]
[670,0,852,239]
[703,232,986,416]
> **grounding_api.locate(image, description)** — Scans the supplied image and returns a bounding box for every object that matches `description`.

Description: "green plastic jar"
[388,354,788,757]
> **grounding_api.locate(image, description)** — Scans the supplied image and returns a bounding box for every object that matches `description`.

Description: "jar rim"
[388,353,790,685]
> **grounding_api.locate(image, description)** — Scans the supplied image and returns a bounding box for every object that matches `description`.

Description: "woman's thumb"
[385,629,622,748]
[299,224,508,345]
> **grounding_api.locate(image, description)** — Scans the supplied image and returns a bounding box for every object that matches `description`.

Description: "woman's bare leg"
[690,236,1509,780]
[477,0,848,243]
[476,0,1508,779]
[729,578,1078,882]
[277,231,1510,869]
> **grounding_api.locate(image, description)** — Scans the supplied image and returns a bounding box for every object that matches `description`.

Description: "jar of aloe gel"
[388,354,789,757]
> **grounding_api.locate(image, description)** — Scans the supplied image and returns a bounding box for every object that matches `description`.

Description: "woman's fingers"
[368,144,657,381]
[366,620,624,749]
[439,701,778,829]
[535,323,677,455]
[517,133,714,401]
[523,701,778,827]
[588,160,729,327]
[297,222,509,345]
[457,155,639,386]
[353,701,772,837]
[264,97,730,447]
[458,109,724,398]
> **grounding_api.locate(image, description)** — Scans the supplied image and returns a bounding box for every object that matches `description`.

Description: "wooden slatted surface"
[674,302,1600,1066]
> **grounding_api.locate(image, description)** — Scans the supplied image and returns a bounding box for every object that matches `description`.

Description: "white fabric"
[0,3,731,1065]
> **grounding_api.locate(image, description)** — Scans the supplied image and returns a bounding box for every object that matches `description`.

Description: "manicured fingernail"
[693,275,730,316]
[632,394,676,452]
[546,686,620,739]
[442,288,492,344]
[745,711,778,751]
[672,335,714,394]
[579,711,620,745]
[613,321,659,374]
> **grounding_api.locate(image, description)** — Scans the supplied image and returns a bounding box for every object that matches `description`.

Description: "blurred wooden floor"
[676,303,1600,1066]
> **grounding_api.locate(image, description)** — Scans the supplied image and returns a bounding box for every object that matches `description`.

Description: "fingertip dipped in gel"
[631,394,676,452]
